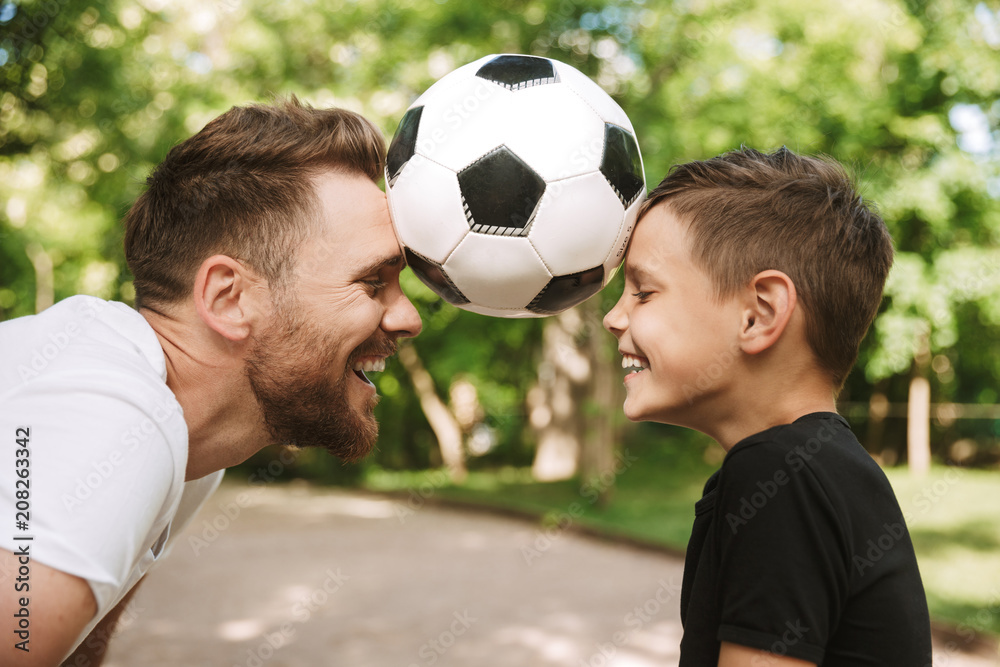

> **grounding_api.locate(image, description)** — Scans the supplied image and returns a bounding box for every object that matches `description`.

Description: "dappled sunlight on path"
[103,483,996,666]
[104,483,683,667]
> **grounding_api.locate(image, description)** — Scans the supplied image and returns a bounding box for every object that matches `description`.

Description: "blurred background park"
[2,0,1000,652]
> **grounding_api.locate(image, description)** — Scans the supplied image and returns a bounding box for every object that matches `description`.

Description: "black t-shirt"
[679,412,932,666]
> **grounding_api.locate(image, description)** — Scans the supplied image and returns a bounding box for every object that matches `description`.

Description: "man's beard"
[245,299,395,462]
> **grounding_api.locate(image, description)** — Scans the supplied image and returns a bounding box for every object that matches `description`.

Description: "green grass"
[364,458,1000,637]
[884,467,1000,638]
[365,438,718,551]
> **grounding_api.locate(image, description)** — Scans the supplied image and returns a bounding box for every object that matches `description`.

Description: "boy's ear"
[739,270,797,355]
[192,255,268,342]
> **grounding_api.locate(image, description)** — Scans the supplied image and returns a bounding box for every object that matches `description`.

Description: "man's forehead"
[307,171,396,247]
[311,170,387,222]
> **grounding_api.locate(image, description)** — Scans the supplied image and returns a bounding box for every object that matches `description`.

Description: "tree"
[3,0,998,478]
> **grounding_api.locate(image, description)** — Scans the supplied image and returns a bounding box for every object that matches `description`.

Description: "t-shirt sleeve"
[0,369,185,616]
[713,441,850,664]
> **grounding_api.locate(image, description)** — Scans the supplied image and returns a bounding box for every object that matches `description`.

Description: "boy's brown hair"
[123,96,385,310]
[640,146,893,390]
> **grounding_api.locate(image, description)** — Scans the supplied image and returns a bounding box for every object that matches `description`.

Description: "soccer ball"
[385,53,645,318]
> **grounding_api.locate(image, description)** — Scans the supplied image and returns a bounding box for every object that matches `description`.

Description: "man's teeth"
[621,354,649,371]
[353,358,386,373]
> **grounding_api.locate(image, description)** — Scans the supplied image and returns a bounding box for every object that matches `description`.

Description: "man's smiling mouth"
[352,357,387,386]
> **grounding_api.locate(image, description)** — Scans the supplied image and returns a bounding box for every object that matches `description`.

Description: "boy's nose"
[603,300,627,338]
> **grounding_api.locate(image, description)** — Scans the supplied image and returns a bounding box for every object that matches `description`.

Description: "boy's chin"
[622,397,659,423]
[624,395,689,425]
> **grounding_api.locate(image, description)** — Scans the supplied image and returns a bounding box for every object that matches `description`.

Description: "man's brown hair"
[641,146,893,390]
[123,96,385,310]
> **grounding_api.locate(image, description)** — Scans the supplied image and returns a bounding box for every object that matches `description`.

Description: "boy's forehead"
[623,209,686,280]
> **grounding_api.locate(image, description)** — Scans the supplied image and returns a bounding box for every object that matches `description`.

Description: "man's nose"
[385,290,422,339]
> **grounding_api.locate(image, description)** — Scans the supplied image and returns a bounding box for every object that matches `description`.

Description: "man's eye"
[363,279,387,294]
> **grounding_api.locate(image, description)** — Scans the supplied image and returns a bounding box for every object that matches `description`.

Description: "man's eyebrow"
[354,254,404,278]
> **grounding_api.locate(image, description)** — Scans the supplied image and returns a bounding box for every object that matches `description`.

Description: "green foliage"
[3,0,1000,469]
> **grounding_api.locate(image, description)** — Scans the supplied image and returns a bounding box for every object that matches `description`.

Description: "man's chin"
[295,399,380,462]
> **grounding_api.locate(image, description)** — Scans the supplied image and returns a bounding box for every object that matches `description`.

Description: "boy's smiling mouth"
[621,353,649,379]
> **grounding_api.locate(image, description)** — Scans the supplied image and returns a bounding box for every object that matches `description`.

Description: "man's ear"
[192,255,266,342]
[739,269,797,355]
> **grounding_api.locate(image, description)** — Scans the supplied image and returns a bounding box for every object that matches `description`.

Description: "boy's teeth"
[353,358,386,373]
[621,354,648,370]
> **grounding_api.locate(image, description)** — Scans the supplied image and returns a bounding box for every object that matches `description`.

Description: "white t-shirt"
[0,295,224,656]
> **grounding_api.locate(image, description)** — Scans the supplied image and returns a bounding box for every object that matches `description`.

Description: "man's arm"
[60,580,142,667]
[0,548,96,666]
[718,641,816,667]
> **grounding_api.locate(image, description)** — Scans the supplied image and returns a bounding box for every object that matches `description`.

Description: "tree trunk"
[530,306,591,481]
[579,300,620,505]
[398,343,467,482]
[26,242,54,313]
[530,299,624,489]
[865,382,891,464]
[907,333,932,477]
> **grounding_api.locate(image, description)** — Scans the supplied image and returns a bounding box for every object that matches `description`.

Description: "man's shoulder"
[1,296,167,390]
[0,296,186,464]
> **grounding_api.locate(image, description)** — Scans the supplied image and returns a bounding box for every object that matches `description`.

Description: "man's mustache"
[347,336,398,366]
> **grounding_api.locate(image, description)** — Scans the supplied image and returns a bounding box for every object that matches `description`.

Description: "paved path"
[103,483,998,667]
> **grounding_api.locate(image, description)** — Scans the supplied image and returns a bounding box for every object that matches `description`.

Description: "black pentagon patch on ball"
[458,146,546,237]
[600,124,644,206]
[527,266,605,315]
[404,248,469,306]
[475,55,557,91]
[386,106,423,186]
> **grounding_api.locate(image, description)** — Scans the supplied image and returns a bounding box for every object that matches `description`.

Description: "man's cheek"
[363,304,385,334]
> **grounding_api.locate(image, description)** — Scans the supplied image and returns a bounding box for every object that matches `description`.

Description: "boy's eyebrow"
[625,263,658,285]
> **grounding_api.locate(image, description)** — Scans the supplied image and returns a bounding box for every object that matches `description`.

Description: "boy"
[603,147,932,666]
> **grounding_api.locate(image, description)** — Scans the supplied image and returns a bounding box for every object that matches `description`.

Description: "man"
[0,98,422,665]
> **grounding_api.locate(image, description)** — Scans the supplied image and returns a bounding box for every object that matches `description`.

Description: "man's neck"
[141,308,272,480]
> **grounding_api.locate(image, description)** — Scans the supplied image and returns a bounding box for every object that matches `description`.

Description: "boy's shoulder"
[724,412,868,472]
[715,412,896,516]
[685,414,931,665]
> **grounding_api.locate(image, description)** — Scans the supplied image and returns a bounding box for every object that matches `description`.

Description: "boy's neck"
[705,372,838,452]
